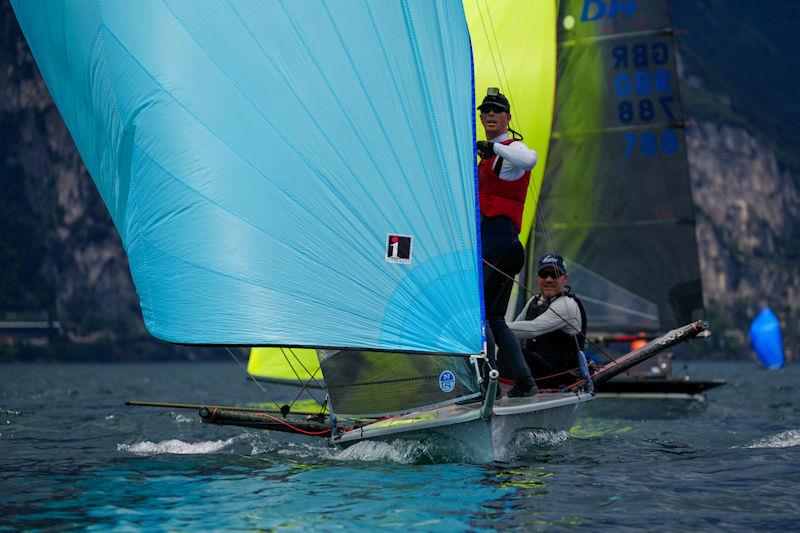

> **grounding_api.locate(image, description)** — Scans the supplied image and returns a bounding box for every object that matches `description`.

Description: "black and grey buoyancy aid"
[523,287,588,363]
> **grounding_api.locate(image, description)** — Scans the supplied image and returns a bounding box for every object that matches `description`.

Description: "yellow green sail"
[465,0,557,247]
[247,347,322,383]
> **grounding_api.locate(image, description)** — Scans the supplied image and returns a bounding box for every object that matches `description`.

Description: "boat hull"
[333,392,593,462]
[595,378,727,401]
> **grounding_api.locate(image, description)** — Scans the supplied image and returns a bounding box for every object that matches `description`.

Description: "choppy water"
[1,361,798,530]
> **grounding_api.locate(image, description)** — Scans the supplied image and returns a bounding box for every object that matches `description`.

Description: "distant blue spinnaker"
[12,1,481,354]
[749,308,784,369]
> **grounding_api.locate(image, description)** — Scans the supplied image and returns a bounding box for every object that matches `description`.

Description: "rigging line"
[474,1,504,92]
[535,366,584,384]
[529,194,586,358]
[483,2,515,119]
[520,352,585,383]
[534,188,556,255]
[225,347,283,411]
[481,258,618,364]
[250,412,331,436]
[473,0,518,130]
[280,348,326,409]
[506,198,619,367]
[289,369,326,412]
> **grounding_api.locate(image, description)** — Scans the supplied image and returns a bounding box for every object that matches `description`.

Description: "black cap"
[537,253,567,274]
[477,87,510,112]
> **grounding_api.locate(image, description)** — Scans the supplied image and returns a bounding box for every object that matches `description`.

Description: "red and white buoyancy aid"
[478,138,531,232]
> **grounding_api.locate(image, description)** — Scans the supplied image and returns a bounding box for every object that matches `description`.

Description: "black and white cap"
[537,253,567,274]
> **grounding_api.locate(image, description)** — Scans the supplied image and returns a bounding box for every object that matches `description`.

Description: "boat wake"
[494,429,572,462]
[743,430,800,449]
[225,431,432,463]
[118,437,237,455]
[327,439,434,464]
[243,429,576,464]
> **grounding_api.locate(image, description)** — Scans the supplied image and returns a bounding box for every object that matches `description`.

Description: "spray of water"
[744,430,800,449]
[494,429,572,463]
[117,437,236,455]
[326,439,433,464]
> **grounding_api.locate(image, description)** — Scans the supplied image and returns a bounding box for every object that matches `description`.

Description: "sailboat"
[525,0,724,400]
[750,307,784,370]
[12,0,708,461]
[249,0,722,402]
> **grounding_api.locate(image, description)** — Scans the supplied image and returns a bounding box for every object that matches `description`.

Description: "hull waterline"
[334,392,593,462]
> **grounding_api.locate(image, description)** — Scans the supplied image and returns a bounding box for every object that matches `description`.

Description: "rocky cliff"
[688,123,799,359]
[1,1,221,359]
[1,1,796,360]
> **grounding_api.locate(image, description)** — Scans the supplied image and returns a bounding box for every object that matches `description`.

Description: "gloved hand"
[476,140,494,158]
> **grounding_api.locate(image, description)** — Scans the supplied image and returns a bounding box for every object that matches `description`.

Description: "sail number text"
[622,131,679,159]
[612,42,674,125]
[612,41,679,158]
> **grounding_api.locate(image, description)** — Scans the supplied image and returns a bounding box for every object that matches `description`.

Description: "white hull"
[334,392,594,462]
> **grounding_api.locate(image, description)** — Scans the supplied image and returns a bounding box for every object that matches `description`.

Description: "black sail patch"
[385,234,412,264]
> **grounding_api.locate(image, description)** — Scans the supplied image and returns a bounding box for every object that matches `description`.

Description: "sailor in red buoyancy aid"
[476,87,539,397]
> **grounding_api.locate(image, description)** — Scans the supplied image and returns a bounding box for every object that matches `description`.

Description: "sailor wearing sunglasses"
[476,87,539,397]
[508,254,588,390]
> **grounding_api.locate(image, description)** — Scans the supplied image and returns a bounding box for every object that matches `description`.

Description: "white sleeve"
[508,297,582,340]
[493,141,537,181]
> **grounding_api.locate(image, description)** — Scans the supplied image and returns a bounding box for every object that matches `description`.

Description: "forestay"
[12,1,482,354]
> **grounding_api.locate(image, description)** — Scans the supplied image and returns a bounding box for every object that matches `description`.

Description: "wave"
[117,437,236,455]
[245,429,573,464]
[744,430,800,449]
[327,439,432,464]
[495,429,572,462]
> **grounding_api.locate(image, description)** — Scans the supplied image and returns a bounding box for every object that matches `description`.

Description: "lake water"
[1,360,798,530]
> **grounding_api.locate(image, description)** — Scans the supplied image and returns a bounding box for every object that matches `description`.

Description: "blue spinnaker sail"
[12,1,481,354]
[749,307,784,369]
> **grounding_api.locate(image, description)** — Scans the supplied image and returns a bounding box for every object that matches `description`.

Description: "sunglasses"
[480,105,507,114]
[537,269,563,280]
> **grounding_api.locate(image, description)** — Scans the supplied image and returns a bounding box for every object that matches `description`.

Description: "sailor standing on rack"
[509,254,588,389]
[476,87,539,397]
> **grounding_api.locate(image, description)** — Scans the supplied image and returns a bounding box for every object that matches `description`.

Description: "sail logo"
[581,0,637,21]
[385,234,413,264]
[439,370,456,393]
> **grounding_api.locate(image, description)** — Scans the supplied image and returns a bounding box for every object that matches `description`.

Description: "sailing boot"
[508,375,538,397]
